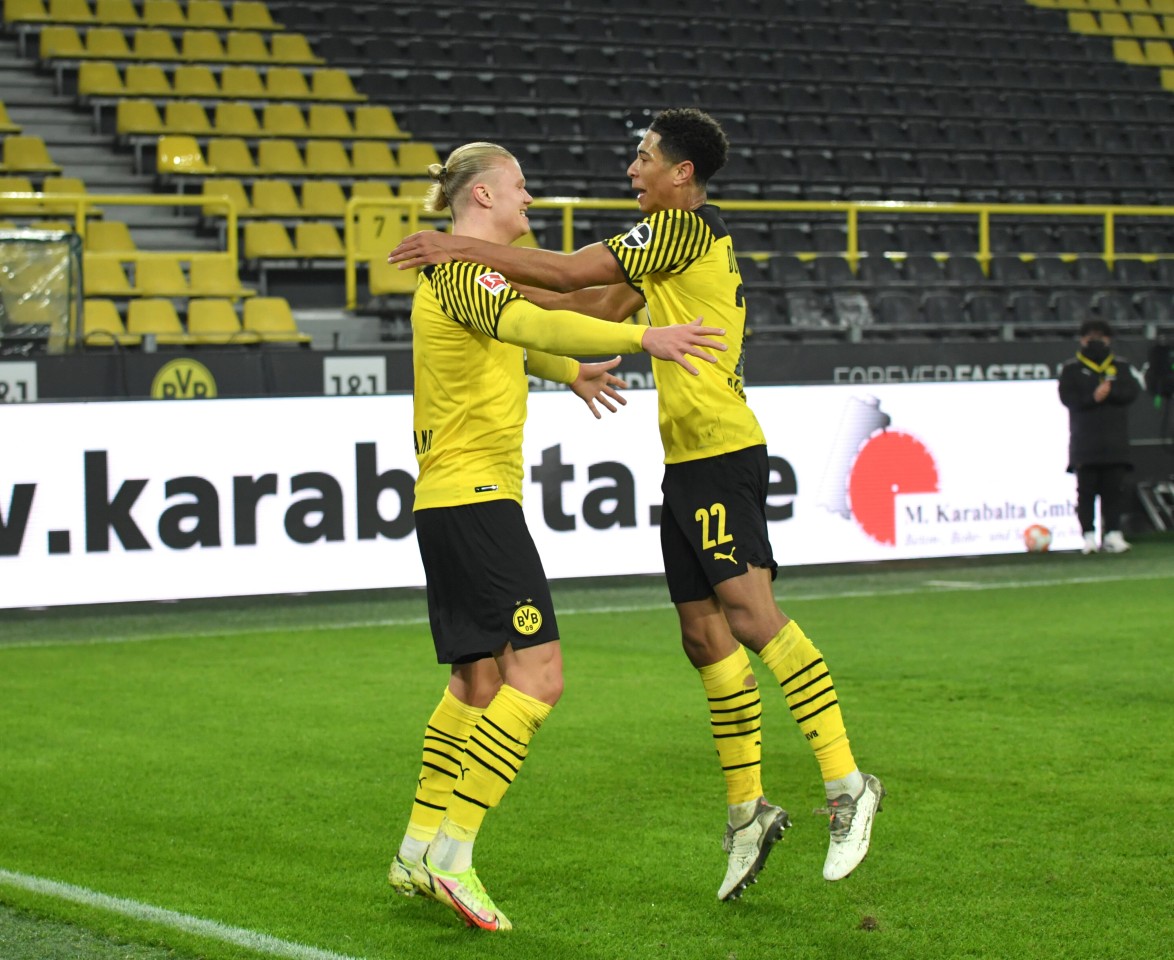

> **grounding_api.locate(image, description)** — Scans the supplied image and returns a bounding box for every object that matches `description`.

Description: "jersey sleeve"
[603,209,714,286]
[426,261,525,338]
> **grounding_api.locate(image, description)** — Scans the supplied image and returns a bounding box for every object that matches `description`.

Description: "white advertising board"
[0,382,1080,609]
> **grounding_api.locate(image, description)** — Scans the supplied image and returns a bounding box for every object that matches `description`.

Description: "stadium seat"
[309,69,362,101]
[396,142,441,176]
[126,298,193,345]
[6,0,49,23]
[251,179,301,216]
[39,25,85,58]
[141,0,185,26]
[201,178,253,217]
[163,100,212,136]
[350,141,397,176]
[300,180,347,217]
[368,257,419,296]
[85,27,132,59]
[294,222,344,258]
[221,66,266,98]
[187,0,229,28]
[271,33,323,65]
[230,1,278,30]
[224,29,270,63]
[86,220,137,254]
[78,62,125,97]
[262,103,308,138]
[353,105,409,139]
[304,139,352,176]
[40,176,91,215]
[265,67,311,100]
[189,257,255,298]
[242,297,313,344]
[180,29,226,62]
[244,221,296,259]
[124,64,172,96]
[3,136,61,173]
[0,176,35,214]
[134,28,181,60]
[213,101,260,137]
[134,258,190,296]
[256,139,304,175]
[116,100,165,136]
[83,257,134,296]
[156,135,212,175]
[875,291,921,325]
[173,65,219,96]
[95,0,140,24]
[186,298,260,344]
[83,299,142,347]
[205,137,256,175]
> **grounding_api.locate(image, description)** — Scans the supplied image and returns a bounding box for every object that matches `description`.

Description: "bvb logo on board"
[150,359,218,399]
[512,603,543,636]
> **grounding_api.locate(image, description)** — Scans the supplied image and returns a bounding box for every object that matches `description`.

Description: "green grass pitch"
[1,541,1172,960]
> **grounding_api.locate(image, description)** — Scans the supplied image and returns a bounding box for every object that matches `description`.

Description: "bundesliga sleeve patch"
[476,272,510,294]
[619,222,653,249]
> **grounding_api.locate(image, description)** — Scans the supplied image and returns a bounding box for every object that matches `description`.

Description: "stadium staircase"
[1,0,1173,348]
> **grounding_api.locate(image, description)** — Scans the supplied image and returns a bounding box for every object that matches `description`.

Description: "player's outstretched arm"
[641,319,727,376]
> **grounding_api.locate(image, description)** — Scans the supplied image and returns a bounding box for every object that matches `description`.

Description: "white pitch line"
[0,868,366,960]
[1,570,1170,651]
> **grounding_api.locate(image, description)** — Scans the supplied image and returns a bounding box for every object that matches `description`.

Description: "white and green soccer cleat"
[718,798,791,901]
[388,854,416,896]
[409,856,512,931]
[821,772,885,881]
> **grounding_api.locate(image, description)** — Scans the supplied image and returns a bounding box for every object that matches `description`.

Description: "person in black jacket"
[1059,319,1141,554]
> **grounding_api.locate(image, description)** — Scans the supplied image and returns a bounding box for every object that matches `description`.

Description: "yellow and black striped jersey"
[410,260,529,510]
[603,205,765,464]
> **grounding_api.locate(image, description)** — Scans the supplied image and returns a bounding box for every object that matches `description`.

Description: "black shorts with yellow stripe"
[415,499,560,664]
[660,444,779,604]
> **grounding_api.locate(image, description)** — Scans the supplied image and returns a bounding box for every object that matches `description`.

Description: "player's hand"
[571,356,628,419]
[640,318,726,375]
[387,231,459,269]
[1094,380,1111,402]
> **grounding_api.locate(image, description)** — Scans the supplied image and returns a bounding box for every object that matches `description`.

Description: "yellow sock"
[698,646,763,805]
[405,687,485,844]
[444,684,552,838]
[757,621,857,781]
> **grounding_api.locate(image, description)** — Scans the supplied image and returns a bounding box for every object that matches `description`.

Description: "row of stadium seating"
[114,100,405,139]
[39,25,320,62]
[82,295,311,346]
[6,0,279,29]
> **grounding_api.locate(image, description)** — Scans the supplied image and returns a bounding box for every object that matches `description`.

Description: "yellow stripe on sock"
[698,646,763,805]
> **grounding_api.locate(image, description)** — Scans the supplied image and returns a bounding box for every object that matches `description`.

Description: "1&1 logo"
[151,359,218,399]
[818,396,939,545]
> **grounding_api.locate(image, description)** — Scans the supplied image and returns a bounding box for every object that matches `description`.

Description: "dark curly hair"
[648,108,729,187]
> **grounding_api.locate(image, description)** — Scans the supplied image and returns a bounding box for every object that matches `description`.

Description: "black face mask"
[1081,340,1111,364]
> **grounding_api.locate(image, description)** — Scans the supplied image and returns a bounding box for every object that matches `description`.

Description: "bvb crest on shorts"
[512,600,542,635]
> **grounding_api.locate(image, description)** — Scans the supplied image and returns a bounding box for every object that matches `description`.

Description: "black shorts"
[415,499,560,664]
[660,445,778,604]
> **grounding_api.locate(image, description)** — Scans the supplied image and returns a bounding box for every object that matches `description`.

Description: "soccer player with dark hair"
[387,140,726,931]
[389,109,885,901]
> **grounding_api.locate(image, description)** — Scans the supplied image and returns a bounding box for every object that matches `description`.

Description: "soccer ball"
[1023,524,1053,553]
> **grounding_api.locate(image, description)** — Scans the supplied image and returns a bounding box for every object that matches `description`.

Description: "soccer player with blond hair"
[388,140,726,930]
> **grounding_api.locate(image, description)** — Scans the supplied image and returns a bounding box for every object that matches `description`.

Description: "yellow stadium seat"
[264,66,310,99]
[221,65,265,98]
[1131,13,1164,36]
[134,257,189,296]
[354,206,404,257]
[396,142,441,176]
[395,180,430,203]
[205,137,256,174]
[1067,11,1099,33]
[186,0,228,28]
[85,219,136,253]
[124,64,172,95]
[303,138,351,175]
[186,298,260,344]
[188,257,254,298]
[243,296,312,344]
[229,1,277,30]
[3,135,62,173]
[0,176,36,215]
[94,0,139,24]
[224,29,269,62]
[350,140,397,175]
[83,256,134,295]
[132,27,179,59]
[0,103,21,135]
[300,180,346,217]
[127,298,192,345]
[256,138,304,175]
[309,68,362,101]
[307,104,352,138]
[271,32,321,64]
[180,29,226,61]
[163,100,212,135]
[48,0,94,22]
[243,221,295,258]
[5,0,48,24]
[350,180,393,202]
[84,299,142,347]
[78,61,124,96]
[250,178,301,216]
[1144,38,1174,63]
[173,64,218,96]
[1114,37,1147,62]
[140,0,184,26]
[85,26,132,58]
[261,102,307,137]
[368,257,418,296]
[1099,11,1130,34]
[42,176,92,215]
[39,25,85,58]
[116,98,164,135]
[213,100,260,136]
[353,105,409,139]
[156,134,212,174]
[294,221,344,258]
[200,177,253,217]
